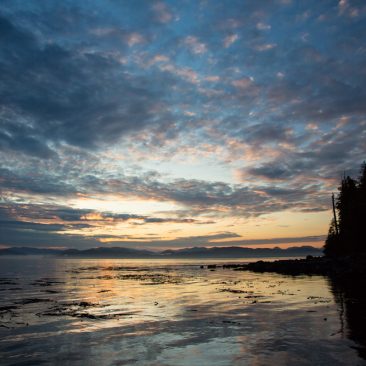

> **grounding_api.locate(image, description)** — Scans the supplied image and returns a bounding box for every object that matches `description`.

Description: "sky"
[0,0,365,251]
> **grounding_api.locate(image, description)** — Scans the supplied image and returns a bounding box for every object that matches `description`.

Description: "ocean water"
[0,256,365,365]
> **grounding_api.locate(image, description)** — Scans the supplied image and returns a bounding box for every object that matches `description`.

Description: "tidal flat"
[0,257,365,365]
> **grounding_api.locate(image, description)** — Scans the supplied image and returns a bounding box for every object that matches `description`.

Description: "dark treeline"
[324,162,366,257]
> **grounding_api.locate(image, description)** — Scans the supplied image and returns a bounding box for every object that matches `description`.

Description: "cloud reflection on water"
[0,258,364,365]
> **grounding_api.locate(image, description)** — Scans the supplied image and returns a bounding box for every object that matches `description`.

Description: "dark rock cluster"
[230,255,366,279]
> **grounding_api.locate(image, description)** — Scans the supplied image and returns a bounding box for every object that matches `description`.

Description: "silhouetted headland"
[225,254,366,279]
[0,245,321,258]
[229,162,366,278]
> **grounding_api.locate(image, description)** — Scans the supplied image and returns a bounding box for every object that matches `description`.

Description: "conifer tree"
[337,175,358,254]
[324,218,341,256]
[324,161,366,256]
[355,162,366,252]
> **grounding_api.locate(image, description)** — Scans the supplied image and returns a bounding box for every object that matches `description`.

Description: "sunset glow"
[1,1,365,250]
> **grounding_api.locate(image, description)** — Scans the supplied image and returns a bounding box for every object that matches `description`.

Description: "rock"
[227,255,366,285]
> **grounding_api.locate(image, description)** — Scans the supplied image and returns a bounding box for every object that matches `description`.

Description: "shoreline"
[218,255,366,279]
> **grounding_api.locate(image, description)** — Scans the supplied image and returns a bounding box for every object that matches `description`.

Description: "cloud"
[206,235,326,246]
[0,155,331,220]
[0,14,174,157]
[104,232,242,249]
[0,220,87,232]
[223,34,239,48]
[159,63,200,84]
[0,200,327,249]
[125,32,145,46]
[256,22,271,30]
[184,36,207,54]
[231,77,253,89]
[247,164,292,180]
[152,2,174,23]
[1,1,366,249]
[254,43,277,51]
[90,27,145,47]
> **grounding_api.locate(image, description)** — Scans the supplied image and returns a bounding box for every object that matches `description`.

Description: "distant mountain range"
[0,245,323,258]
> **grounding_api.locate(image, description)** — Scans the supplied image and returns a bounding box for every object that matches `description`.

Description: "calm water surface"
[0,257,365,365]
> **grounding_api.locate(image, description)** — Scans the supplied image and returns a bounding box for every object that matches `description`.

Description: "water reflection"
[328,274,366,359]
[1,258,366,365]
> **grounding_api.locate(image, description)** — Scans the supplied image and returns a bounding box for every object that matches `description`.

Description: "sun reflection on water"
[0,257,364,365]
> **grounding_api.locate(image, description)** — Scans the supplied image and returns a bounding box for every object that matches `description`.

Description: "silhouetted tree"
[324,218,342,256]
[355,162,366,252]
[337,175,358,253]
[358,162,366,193]
[324,162,366,257]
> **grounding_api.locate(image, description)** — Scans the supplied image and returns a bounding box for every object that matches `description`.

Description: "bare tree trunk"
[332,193,339,235]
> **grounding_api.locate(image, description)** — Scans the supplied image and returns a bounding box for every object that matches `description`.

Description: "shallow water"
[0,257,365,365]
